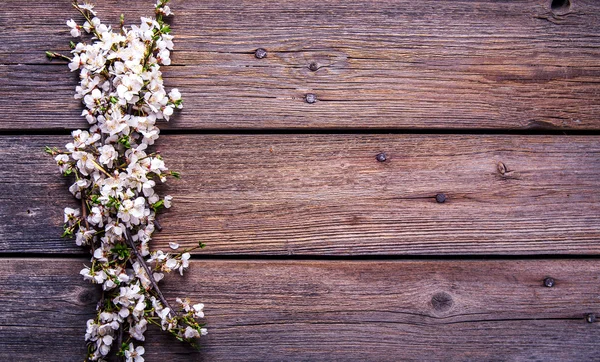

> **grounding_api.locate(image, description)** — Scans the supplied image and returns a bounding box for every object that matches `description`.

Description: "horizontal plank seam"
[2,254,600,261]
[3,129,600,136]
[225,316,589,328]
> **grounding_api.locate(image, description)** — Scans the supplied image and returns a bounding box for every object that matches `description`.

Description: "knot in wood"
[305,93,317,104]
[497,162,507,175]
[255,48,267,59]
[78,288,100,304]
[309,62,319,71]
[551,0,570,11]
[431,292,454,312]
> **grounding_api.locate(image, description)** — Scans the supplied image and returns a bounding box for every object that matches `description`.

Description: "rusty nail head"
[305,93,317,104]
[435,193,446,203]
[309,62,319,71]
[376,153,387,162]
[586,314,596,323]
[543,277,555,288]
[255,48,267,59]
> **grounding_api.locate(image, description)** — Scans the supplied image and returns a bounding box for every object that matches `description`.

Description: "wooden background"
[1,0,599,360]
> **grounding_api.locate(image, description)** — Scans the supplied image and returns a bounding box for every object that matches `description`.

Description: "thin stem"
[72,2,102,39]
[117,323,124,361]
[81,190,90,230]
[123,228,178,318]
[153,219,163,232]
[46,51,73,62]
[90,158,113,178]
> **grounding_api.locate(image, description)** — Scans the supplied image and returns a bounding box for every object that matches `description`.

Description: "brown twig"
[153,219,163,232]
[117,324,124,362]
[81,190,90,230]
[123,228,177,318]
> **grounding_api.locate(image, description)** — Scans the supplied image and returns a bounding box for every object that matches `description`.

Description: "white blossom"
[67,19,81,37]
[184,326,200,339]
[124,343,145,362]
[64,207,80,223]
[98,144,117,168]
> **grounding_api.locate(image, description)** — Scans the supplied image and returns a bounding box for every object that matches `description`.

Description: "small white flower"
[153,272,164,282]
[119,307,130,318]
[67,19,81,37]
[98,144,117,168]
[168,88,181,102]
[165,258,178,271]
[55,154,71,174]
[184,326,200,339]
[169,242,179,250]
[88,206,104,227]
[163,195,173,208]
[192,303,205,318]
[124,343,145,362]
[64,207,80,224]
[129,319,147,341]
[179,252,191,275]
[78,3,97,15]
[162,105,174,120]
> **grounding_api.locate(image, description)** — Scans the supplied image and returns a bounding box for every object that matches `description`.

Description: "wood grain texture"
[1,258,599,361]
[1,0,600,130]
[3,134,600,255]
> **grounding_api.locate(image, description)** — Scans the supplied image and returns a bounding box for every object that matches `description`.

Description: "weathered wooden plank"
[1,0,600,130]
[0,258,598,361]
[2,134,600,255]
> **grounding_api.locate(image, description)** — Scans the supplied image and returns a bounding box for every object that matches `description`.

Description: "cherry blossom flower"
[67,19,81,37]
[124,343,145,362]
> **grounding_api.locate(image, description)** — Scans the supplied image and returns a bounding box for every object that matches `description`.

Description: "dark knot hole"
[551,0,570,10]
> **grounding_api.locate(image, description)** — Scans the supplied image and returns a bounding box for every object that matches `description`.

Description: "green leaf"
[118,134,131,149]
[62,225,74,238]
[152,200,165,212]
[111,243,130,260]
[170,171,181,179]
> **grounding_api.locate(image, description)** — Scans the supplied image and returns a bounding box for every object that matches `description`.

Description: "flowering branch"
[123,227,178,319]
[47,1,206,361]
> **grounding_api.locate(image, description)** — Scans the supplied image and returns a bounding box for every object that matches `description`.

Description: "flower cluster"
[47,2,206,361]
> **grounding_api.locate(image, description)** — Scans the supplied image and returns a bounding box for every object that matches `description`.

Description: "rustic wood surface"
[1,0,600,130]
[2,134,600,255]
[1,258,599,361]
[1,0,599,360]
